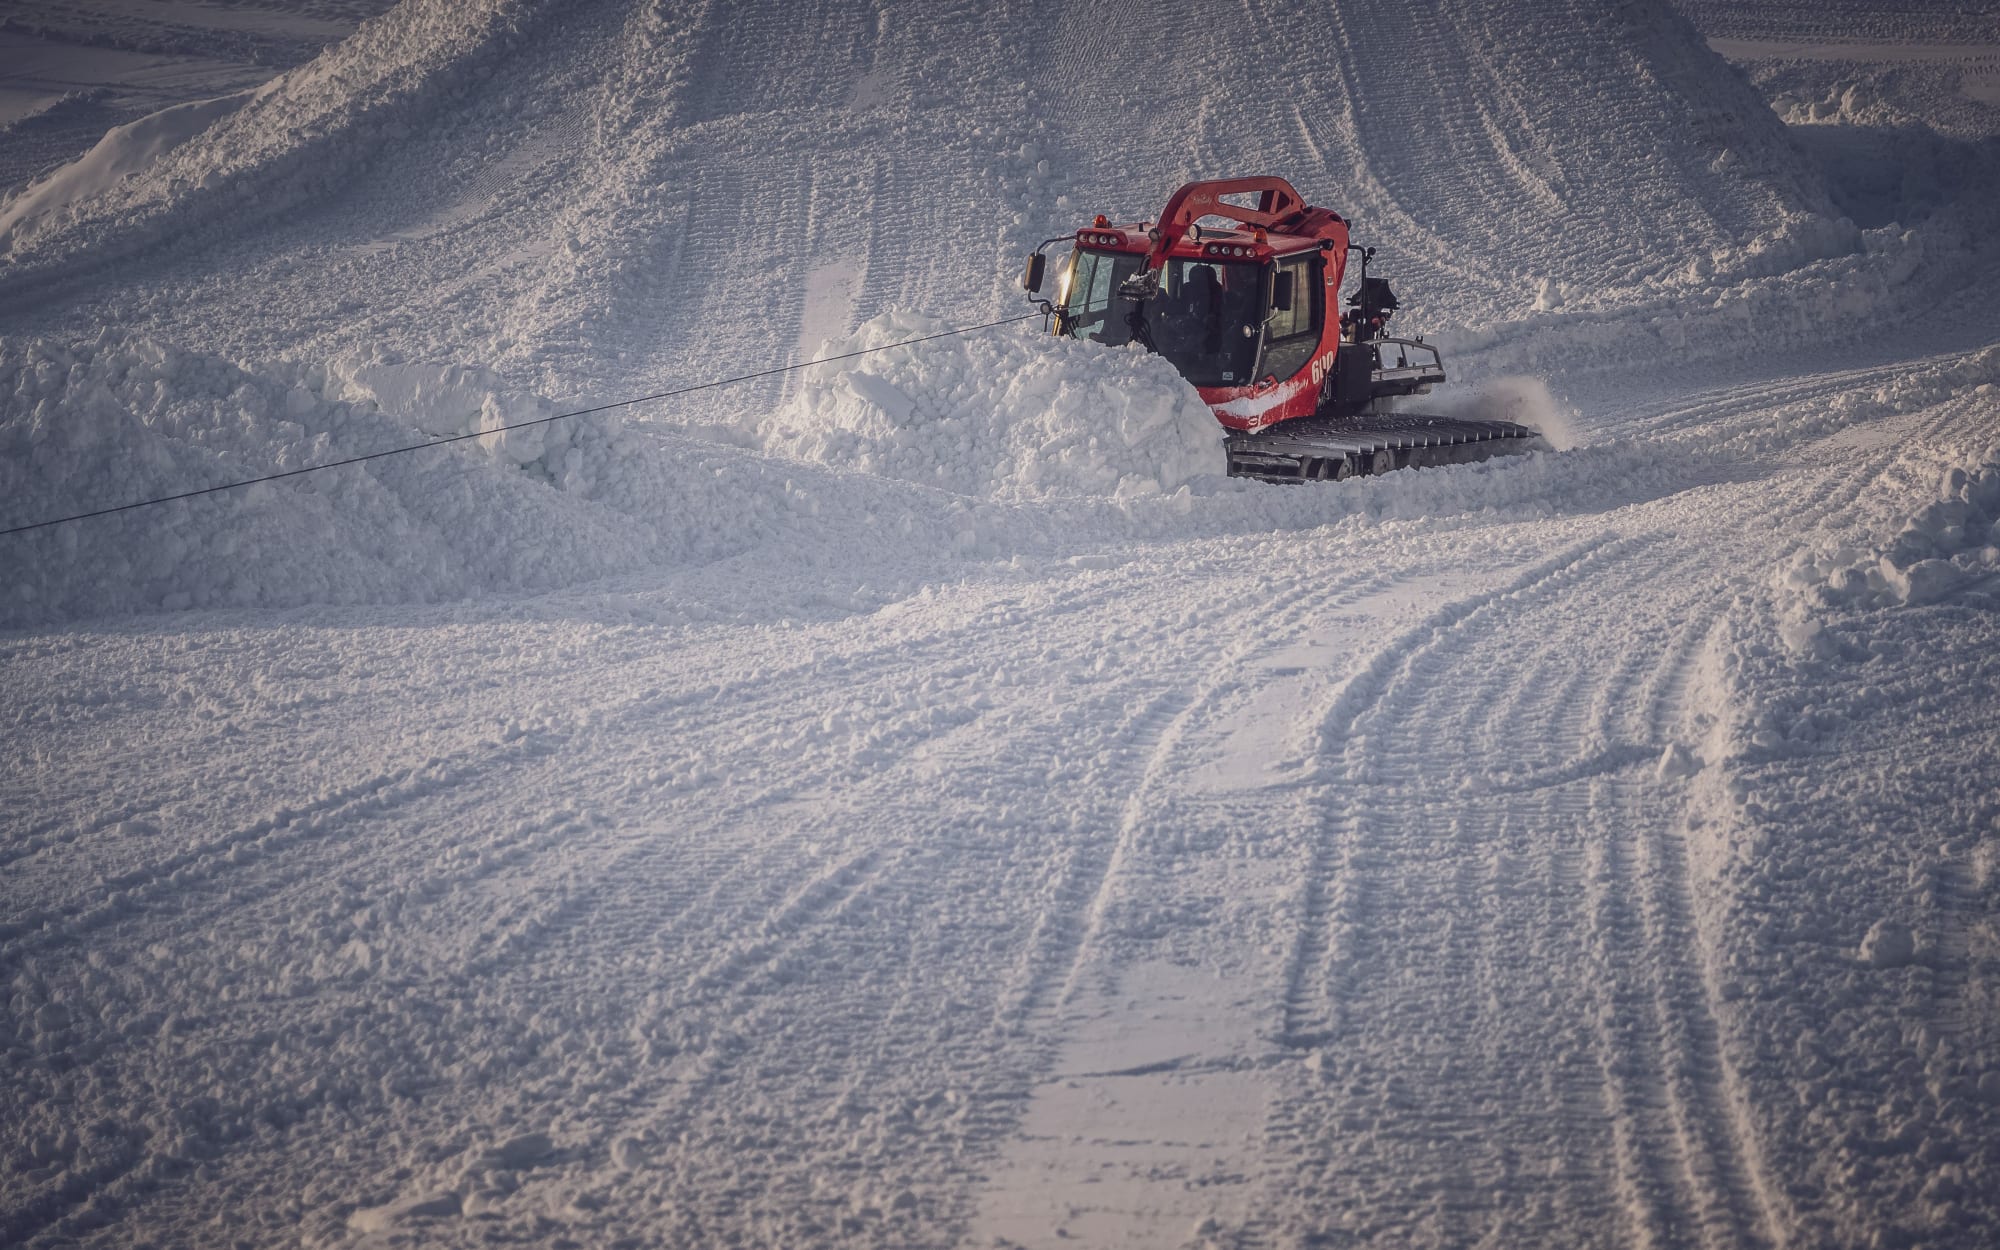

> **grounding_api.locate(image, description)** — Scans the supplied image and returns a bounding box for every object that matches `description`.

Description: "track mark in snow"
[689,846,883,994]
[1276,537,1630,1052]
[995,564,1387,1026]
[1621,361,1909,440]
[1273,798,1351,1053]
[0,755,506,967]
[1251,523,1807,1247]
[996,676,1211,1029]
[1465,742,1662,796]
[1050,686,1197,1009]
[974,563,1413,1246]
[1304,533,1632,773]
[1588,612,1786,1250]
[0,797,170,874]
[1587,786,1784,1249]
[971,961,1267,1250]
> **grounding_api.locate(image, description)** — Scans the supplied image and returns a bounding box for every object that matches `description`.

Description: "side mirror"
[1022,252,1046,294]
[1272,270,1295,313]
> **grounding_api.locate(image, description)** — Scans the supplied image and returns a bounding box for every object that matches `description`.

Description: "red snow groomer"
[1020,176,1543,481]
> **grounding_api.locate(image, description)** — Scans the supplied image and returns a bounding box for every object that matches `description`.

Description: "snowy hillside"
[0,0,395,194]
[4,1,2000,1248]
[0,0,1850,383]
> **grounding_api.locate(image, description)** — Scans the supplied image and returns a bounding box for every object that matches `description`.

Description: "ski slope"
[4,2,2000,1248]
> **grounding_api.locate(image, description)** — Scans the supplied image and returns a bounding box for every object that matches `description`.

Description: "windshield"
[1059,252,1263,387]
[1058,249,1146,345]
[1151,259,1262,386]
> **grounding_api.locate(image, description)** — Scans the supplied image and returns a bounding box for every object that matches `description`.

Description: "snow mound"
[316,350,583,477]
[1776,433,2000,652]
[1873,451,2000,603]
[758,312,1225,500]
[0,335,782,626]
[0,91,253,255]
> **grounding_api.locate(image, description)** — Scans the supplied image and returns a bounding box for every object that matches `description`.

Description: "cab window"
[1059,249,1145,345]
[1259,254,1323,382]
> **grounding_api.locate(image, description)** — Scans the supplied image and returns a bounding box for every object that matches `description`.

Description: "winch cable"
[1,312,1046,539]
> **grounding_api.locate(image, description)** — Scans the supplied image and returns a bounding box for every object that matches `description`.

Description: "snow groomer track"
[3,1,2000,1248]
[1227,412,1546,480]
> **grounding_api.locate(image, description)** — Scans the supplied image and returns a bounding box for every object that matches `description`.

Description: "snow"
[5,2,2000,1248]
[0,91,253,252]
[0,2,390,188]
[758,310,1226,499]
[0,333,740,624]
[1417,372,1582,452]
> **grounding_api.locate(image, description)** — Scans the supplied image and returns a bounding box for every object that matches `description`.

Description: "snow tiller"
[1021,176,1544,481]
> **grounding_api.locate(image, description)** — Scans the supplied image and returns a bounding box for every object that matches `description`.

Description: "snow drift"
[0,318,1241,626]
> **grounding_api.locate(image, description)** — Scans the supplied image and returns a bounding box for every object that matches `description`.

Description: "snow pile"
[758,312,1225,500]
[0,0,1849,379]
[315,349,595,485]
[1748,351,2000,655]
[1687,439,2000,1246]
[1872,453,2000,604]
[1779,447,2000,640]
[0,91,252,255]
[1441,216,1940,388]
[1784,444,2000,632]
[0,335,790,626]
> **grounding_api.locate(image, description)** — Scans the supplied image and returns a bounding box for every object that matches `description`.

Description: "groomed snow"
[5,2,2000,1249]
